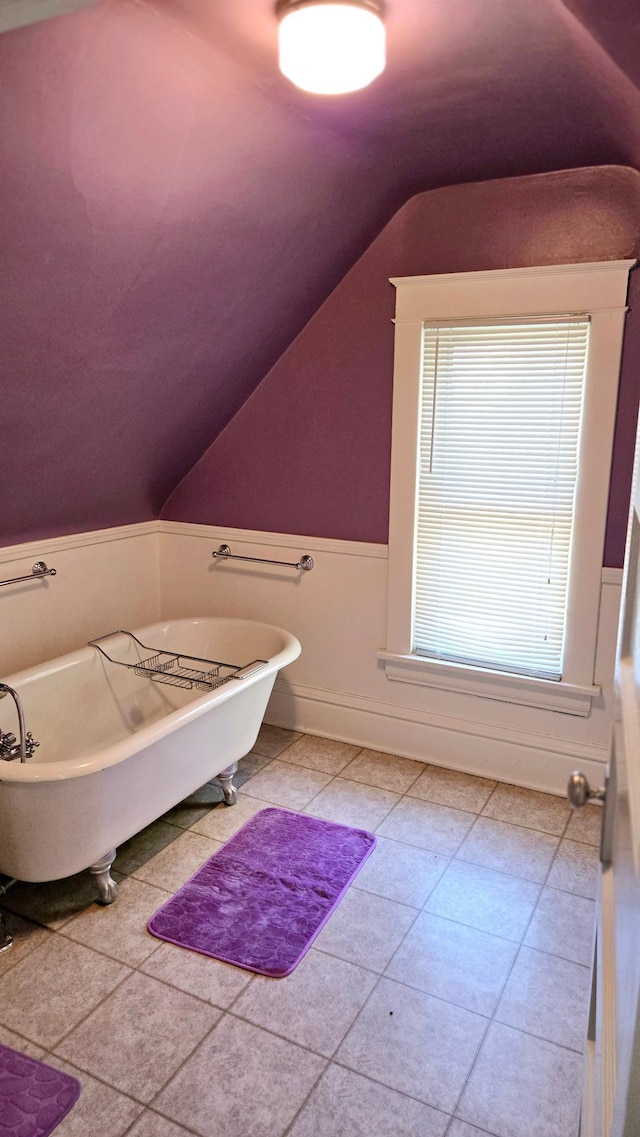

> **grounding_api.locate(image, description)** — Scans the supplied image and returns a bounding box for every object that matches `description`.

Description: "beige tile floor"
[0,725,600,1137]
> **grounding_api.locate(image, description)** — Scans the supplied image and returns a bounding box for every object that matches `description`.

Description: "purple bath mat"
[147,807,376,976]
[0,1044,80,1136]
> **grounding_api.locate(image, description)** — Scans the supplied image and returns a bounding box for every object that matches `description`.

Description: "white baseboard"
[267,679,609,796]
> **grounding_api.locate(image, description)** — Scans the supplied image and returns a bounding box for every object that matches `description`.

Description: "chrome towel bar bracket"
[0,561,57,588]
[212,544,314,572]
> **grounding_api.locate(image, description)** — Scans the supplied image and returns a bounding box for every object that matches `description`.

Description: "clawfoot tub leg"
[0,911,13,953]
[0,877,16,952]
[89,850,119,904]
[218,762,238,806]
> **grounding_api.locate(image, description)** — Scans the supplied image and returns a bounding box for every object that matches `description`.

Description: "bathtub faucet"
[0,684,39,763]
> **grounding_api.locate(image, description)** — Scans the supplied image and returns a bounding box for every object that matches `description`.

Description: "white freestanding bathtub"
[0,617,300,902]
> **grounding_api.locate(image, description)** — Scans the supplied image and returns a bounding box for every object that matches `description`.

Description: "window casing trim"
[382,260,635,715]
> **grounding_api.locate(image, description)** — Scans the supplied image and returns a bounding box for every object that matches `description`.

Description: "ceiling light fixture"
[276,0,385,96]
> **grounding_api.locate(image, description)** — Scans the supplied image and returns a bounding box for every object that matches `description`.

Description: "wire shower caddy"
[88,631,268,692]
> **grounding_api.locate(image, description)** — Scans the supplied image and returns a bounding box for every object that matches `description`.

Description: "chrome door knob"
[567,771,606,810]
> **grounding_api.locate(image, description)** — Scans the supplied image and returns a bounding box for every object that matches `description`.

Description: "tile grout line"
[142,1011,234,1121]
[0,731,595,1137]
[275,885,443,1122]
[281,1060,453,1137]
[444,793,594,1129]
[0,910,51,979]
[304,769,401,827]
[144,1006,331,1135]
[0,805,593,1046]
[43,967,136,1067]
[42,951,267,1131]
[411,836,594,967]
[314,759,589,1131]
[231,728,391,1137]
[239,749,598,847]
[43,1050,150,1130]
[0,854,594,1031]
[121,1110,202,1137]
[11,864,586,1050]
[127,734,372,1131]
[291,820,587,1124]
[445,1113,503,1137]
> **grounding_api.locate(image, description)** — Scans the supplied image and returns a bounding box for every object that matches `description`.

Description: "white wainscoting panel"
[1,519,617,793]
[0,523,160,675]
[159,522,622,795]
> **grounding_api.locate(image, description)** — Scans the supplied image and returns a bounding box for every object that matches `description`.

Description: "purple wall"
[3,0,640,549]
[164,166,640,568]
[0,2,410,546]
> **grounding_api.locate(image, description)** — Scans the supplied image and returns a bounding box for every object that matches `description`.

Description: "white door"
[573,505,640,1136]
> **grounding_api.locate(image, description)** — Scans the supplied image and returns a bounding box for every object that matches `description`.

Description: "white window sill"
[377,651,600,716]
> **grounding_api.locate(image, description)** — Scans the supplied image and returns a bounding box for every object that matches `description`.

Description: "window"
[415,317,589,680]
[380,261,634,716]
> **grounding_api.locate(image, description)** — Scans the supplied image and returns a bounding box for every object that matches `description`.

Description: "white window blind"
[414,317,590,680]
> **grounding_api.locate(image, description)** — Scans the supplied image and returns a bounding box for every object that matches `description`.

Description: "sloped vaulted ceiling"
[2,0,640,545]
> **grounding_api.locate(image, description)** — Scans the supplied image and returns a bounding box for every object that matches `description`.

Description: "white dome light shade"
[277,1,385,96]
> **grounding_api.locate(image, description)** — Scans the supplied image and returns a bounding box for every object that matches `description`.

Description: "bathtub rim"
[0,616,300,784]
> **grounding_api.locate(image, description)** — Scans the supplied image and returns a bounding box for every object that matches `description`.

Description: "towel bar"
[212,544,314,572]
[0,562,57,588]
